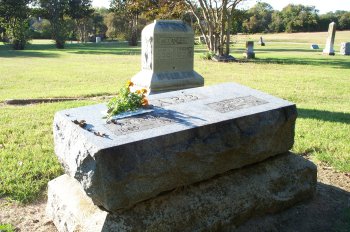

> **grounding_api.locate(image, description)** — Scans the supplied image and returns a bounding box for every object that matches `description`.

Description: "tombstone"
[323,22,336,55]
[259,36,265,46]
[95,36,101,43]
[131,20,204,93]
[340,42,350,55]
[243,41,255,59]
[199,35,206,44]
[47,83,316,231]
[311,44,319,49]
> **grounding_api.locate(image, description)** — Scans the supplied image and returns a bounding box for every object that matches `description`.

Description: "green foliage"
[38,0,69,48]
[243,2,273,33]
[0,0,32,50]
[67,0,94,43]
[0,224,15,232]
[200,51,215,60]
[281,4,319,33]
[107,82,148,118]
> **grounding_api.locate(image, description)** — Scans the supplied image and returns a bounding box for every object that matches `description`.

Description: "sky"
[92,0,350,14]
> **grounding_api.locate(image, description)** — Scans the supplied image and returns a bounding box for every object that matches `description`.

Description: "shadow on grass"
[0,43,60,58]
[298,108,350,124]
[242,56,350,69]
[256,48,322,53]
[0,41,141,57]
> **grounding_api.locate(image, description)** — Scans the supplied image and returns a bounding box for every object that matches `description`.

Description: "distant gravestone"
[340,42,350,55]
[259,37,265,46]
[96,37,101,43]
[310,44,319,49]
[323,22,336,55]
[131,20,204,93]
[243,41,255,59]
[199,36,206,44]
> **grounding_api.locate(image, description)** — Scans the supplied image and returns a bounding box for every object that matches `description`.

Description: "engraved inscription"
[159,37,192,45]
[207,96,268,113]
[105,112,175,136]
[157,71,194,81]
[157,47,193,59]
[152,92,204,107]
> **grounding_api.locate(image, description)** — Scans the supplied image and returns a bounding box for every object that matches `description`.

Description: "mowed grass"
[0,31,349,203]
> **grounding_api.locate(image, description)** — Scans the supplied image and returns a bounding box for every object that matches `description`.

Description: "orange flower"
[126,80,134,87]
[142,98,149,106]
[141,88,147,94]
[135,89,142,95]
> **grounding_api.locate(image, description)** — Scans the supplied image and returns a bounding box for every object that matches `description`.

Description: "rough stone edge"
[47,152,317,232]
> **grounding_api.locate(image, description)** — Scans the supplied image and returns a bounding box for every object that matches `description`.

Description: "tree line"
[0,0,349,57]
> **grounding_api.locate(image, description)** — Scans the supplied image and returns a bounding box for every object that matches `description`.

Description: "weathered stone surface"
[131,20,204,92]
[53,83,297,211]
[323,22,336,55]
[243,41,255,59]
[340,42,350,55]
[46,153,317,232]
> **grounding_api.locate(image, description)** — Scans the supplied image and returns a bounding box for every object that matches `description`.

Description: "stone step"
[53,83,297,211]
[46,152,317,232]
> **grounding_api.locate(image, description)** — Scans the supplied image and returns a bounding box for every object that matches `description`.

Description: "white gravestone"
[259,37,265,46]
[323,22,336,55]
[96,37,101,43]
[131,20,204,93]
[243,41,255,59]
[340,42,350,55]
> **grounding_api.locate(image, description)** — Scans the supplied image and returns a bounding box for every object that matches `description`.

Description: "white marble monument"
[96,36,101,43]
[131,20,204,93]
[323,22,336,55]
[340,42,350,55]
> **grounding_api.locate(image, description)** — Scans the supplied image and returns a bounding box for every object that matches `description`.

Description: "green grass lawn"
[0,32,349,203]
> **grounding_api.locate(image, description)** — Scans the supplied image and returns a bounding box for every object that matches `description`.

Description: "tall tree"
[38,0,69,48]
[67,0,94,43]
[0,0,32,49]
[280,4,319,32]
[185,0,246,57]
[110,0,147,46]
[243,2,273,33]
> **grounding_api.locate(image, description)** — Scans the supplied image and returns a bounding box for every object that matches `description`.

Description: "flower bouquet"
[106,81,151,120]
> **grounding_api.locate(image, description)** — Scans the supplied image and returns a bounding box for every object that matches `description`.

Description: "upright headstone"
[259,37,265,46]
[310,44,319,49]
[323,22,336,55]
[95,37,101,43]
[199,36,206,44]
[340,42,350,55]
[131,20,204,93]
[243,41,255,59]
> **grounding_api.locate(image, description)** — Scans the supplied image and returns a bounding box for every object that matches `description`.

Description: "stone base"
[323,49,335,56]
[47,153,317,232]
[131,70,204,93]
[243,52,255,59]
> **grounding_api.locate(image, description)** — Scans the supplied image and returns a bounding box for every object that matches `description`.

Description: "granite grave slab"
[53,83,297,211]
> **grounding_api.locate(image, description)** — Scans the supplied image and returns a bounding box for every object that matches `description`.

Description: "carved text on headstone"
[207,96,268,113]
[105,112,175,136]
[152,92,204,107]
